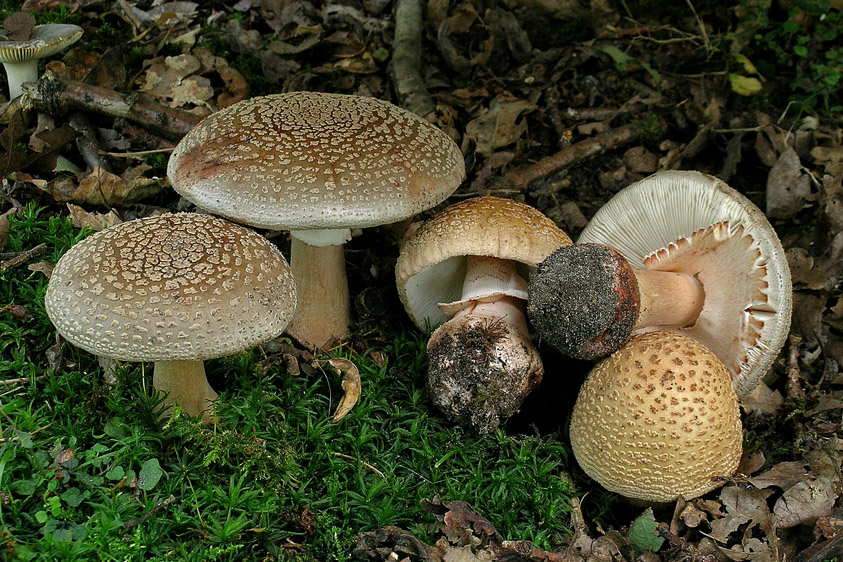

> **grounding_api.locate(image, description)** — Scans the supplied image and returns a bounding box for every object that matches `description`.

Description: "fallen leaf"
[774,477,839,528]
[766,147,812,219]
[327,358,361,423]
[708,486,774,544]
[465,95,536,157]
[2,11,35,41]
[741,381,784,415]
[749,461,810,491]
[729,74,762,96]
[44,166,165,206]
[27,261,54,278]
[66,203,122,231]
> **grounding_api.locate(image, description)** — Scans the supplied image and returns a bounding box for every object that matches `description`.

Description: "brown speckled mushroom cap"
[396,196,572,330]
[0,24,83,64]
[45,213,296,362]
[570,331,743,503]
[167,92,465,231]
[578,170,792,399]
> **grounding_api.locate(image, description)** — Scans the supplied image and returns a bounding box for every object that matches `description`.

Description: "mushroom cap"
[569,331,743,503]
[167,92,465,231]
[0,24,83,63]
[395,196,572,330]
[577,170,792,398]
[45,213,297,362]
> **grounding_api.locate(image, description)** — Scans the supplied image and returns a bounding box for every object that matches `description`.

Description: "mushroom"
[44,213,297,424]
[167,92,465,350]
[0,24,82,100]
[569,331,743,504]
[528,170,791,398]
[396,197,572,433]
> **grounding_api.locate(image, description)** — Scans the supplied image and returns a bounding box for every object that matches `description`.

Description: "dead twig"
[0,243,46,272]
[331,452,385,478]
[0,374,49,386]
[124,494,176,530]
[391,0,435,118]
[500,123,640,192]
[98,148,174,159]
[24,73,201,140]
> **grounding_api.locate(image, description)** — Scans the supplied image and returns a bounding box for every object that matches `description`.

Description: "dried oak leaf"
[740,382,784,415]
[708,486,775,544]
[774,477,839,529]
[44,166,164,206]
[66,203,122,232]
[748,461,809,491]
[465,95,537,157]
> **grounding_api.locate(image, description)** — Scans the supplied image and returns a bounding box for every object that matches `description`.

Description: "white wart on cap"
[45,213,297,424]
[0,24,82,99]
[396,197,571,433]
[533,170,791,398]
[570,331,743,503]
[168,92,465,349]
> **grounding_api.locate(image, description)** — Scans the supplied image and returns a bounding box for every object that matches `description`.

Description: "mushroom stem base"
[286,236,351,350]
[153,360,218,425]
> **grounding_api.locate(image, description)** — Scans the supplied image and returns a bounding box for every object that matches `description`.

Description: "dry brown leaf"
[766,147,812,219]
[327,358,361,423]
[749,461,809,490]
[774,477,839,528]
[465,95,536,157]
[741,381,785,415]
[708,486,775,544]
[54,166,165,206]
[66,203,122,232]
[27,261,53,278]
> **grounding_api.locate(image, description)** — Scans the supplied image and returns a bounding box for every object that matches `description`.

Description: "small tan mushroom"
[45,213,297,424]
[569,331,743,504]
[0,24,82,99]
[529,170,791,398]
[396,197,571,433]
[167,92,465,350]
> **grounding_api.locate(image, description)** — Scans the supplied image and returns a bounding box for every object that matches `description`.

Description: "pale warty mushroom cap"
[570,331,743,503]
[396,196,572,331]
[45,213,297,362]
[0,24,83,63]
[167,92,465,231]
[578,170,792,399]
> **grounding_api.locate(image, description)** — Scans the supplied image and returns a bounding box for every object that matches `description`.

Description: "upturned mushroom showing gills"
[44,213,297,425]
[167,92,465,350]
[0,24,83,100]
[528,170,792,398]
[569,331,743,504]
[396,197,572,433]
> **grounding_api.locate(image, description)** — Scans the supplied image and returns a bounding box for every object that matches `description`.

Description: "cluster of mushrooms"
[40,88,792,505]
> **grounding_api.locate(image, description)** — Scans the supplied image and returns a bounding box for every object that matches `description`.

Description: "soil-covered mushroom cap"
[45,213,297,361]
[577,170,792,398]
[569,331,742,503]
[396,196,572,331]
[167,92,465,231]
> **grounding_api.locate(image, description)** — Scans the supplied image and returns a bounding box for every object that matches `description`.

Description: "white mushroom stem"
[438,255,531,338]
[2,61,38,100]
[633,268,705,329]
[153,360,218,425]
[286,229,353,350]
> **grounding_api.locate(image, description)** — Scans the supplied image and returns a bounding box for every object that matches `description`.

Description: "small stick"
[0,243,46,272]
[124,494,176,529]
[98,148,174,159]
[0,374,49,386]
[502,123,640,192]
[392,0,435,118]
[24,73,201,140]
[331,452,385,478]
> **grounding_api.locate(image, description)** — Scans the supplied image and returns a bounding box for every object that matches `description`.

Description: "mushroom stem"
[427,256,542,434]
[153,360,218,425]
[3,62,38,100]
[634,268,704,329]
[286,234,351,350]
